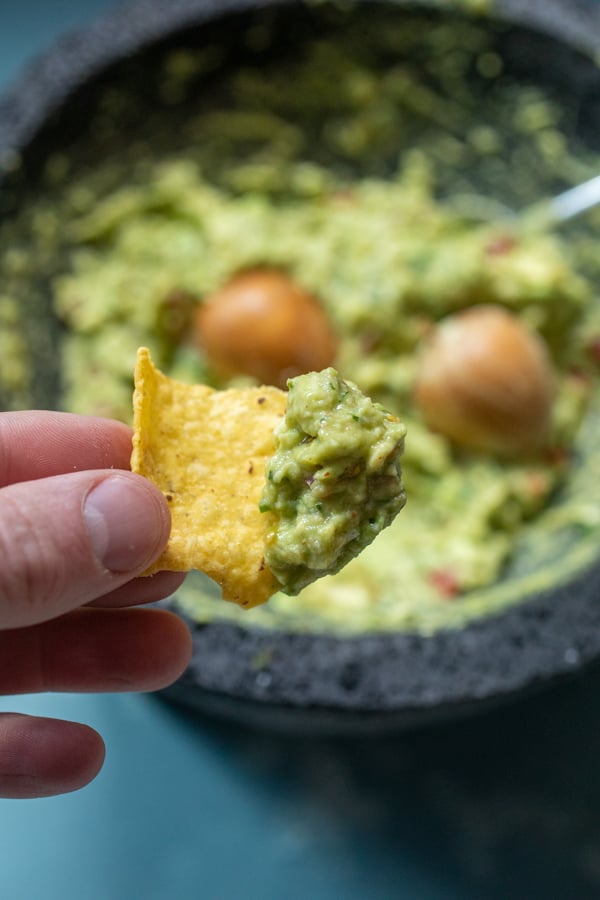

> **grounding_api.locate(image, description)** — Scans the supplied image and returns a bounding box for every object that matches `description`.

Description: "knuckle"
[0,493,67,625]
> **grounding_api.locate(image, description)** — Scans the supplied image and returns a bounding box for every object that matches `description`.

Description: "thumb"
[0,471,172,629]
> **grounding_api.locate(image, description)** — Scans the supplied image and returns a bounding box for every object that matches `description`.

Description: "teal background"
[2,3,600,898]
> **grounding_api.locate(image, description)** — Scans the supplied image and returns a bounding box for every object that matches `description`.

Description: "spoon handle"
[550,173,600,223]
[522,173,600,231]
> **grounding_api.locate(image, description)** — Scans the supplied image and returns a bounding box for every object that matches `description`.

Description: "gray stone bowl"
[2,0,600,733]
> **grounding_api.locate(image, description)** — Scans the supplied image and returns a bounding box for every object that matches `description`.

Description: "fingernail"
[83,475,168,573]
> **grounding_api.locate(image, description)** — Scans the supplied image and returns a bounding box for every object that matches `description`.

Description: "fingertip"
[0,471,175,629]
[45,721,106,795]
[83,473,172,574]
[69,607,193,693]
[89,570,187,608]
[0,411,134,484]
[0,714,106,799]
[142,608,193,688]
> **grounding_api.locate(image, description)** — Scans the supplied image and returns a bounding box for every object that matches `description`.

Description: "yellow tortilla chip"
[131,347,287,607]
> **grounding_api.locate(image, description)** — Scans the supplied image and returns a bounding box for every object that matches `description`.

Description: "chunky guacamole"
[1,5,600,633]
[261,368,406,594]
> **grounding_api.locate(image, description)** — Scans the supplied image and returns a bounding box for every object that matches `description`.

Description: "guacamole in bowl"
[1,0,600,652]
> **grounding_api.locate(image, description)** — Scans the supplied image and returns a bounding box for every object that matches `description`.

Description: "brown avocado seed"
[413,305,556,457]
[194,268,338,388]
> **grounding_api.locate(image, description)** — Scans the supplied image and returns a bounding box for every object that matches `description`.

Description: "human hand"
[0,411,192,798]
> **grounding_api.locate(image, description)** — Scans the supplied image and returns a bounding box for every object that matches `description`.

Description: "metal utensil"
[449,173,600,231]
[523,173,600,230]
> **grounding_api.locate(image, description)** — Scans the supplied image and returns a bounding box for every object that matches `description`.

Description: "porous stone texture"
[161,557,600,732]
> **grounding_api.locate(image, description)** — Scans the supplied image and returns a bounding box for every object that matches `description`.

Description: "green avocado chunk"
[260,368,407,595]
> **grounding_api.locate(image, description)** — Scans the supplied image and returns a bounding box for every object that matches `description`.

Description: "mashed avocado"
[1,5,600,633]
[261,368,406,593]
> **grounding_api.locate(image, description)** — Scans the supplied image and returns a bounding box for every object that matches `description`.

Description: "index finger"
[0,411,133,487]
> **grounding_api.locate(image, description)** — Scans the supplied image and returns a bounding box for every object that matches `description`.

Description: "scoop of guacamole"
[260,368,407,594]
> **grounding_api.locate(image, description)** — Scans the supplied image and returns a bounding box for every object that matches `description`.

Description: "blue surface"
[4,678,600,900]
[3,3,600,898]
[0,0,119,90]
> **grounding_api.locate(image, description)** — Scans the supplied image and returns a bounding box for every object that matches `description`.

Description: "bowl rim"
[2,0,600,166]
